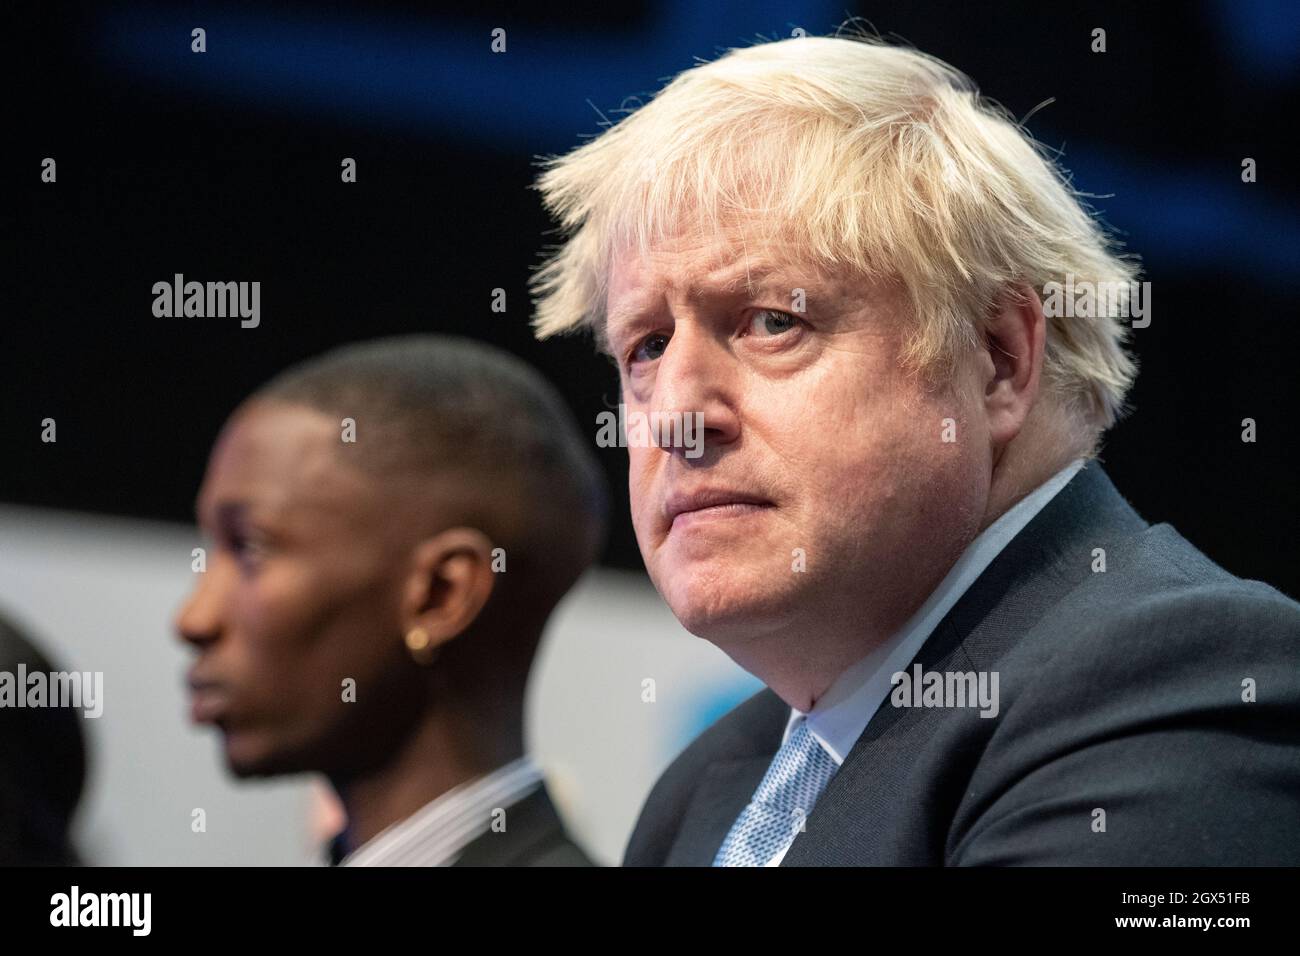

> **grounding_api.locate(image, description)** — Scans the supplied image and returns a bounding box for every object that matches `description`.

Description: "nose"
[174,559,232,649]
[648,322,741,458]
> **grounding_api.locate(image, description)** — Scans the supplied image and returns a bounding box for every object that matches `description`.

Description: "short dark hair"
[252,335,608,621]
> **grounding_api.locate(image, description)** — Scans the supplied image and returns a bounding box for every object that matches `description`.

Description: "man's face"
[175,401,425,778]
[606,227,991,647]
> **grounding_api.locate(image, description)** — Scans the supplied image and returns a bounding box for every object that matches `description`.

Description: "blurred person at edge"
[0,612,87,866]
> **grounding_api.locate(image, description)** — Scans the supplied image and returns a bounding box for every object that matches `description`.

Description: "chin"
[660,567,798,641]
[222,732,300,779]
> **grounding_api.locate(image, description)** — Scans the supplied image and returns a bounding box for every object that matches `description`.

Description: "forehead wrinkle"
[608,224,822,325]
[661,260,790,302]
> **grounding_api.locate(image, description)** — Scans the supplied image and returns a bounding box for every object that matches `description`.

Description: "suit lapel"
[666,687,791,866]
[664,754,777,866]
[452,786,566,867]
[779,620,978,865]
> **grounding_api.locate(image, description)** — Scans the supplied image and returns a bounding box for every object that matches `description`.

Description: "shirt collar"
[332,754,544,867]
[783,458,1085,763]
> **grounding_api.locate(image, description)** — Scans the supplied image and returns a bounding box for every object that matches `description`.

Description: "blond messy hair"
[529,28,1140,433]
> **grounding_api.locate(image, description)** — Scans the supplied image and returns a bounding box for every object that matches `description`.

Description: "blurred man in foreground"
[175,335,606,866]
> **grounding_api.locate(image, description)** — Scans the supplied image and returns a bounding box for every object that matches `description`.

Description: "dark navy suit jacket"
[329,785,595,867]
[624,463,1300,865]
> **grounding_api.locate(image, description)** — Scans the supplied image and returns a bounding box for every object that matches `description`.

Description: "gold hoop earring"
[405,627,440,666]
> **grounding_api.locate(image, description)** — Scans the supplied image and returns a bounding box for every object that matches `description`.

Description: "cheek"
[232,574,321,665]
[760,364,902,490]
[774,367,975,527]
[626,447,658,525]
[232,567,391,700]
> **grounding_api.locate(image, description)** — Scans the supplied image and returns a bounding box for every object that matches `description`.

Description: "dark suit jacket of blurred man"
[330,780,594,867]
[453,787,594,867]
[624,463,1300,865]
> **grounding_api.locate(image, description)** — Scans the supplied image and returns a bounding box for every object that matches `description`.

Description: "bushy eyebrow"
[606,262,808,338]
[715,262,788,296]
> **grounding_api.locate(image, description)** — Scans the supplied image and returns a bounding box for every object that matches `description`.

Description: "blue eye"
[747,309,799,336]
[631,333,670,364]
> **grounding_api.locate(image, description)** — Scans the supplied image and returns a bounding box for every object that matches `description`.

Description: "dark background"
[5,0,1298,594]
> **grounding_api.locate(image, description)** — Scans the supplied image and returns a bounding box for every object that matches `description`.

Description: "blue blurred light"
[1063,147,1300,286]
[1213,0,1300,81]
[94,3,1300,284]
[674,676,764,758]
[95,2,842,152]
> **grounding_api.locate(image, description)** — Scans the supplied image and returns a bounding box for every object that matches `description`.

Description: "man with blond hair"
[529,32,1300,865]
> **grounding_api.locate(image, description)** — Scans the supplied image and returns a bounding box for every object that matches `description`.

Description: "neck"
[725,556,958,713]
[329,683,526,853]
[981,413,1083,533]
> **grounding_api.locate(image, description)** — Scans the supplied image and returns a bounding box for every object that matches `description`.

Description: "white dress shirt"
[763,458,1085,865]
[334,754,544,867]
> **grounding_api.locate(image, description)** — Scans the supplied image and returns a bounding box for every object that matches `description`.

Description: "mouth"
[664,488,775,533]
[187,673,230,724]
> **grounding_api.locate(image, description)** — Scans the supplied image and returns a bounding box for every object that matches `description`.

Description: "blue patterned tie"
[712,717,839,866]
